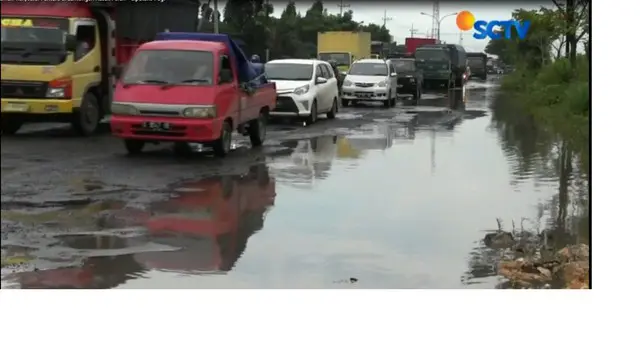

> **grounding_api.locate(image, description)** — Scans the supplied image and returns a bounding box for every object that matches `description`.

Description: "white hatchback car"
[265,59,340,125]
[341,59,398,108]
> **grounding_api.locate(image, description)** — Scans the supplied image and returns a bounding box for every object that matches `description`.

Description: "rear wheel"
[1,118,24,135]
[213,121,233,157]
[248,110,267,147]
[327,98,338,119]
[124,140,145,155]
[72,92,101,136]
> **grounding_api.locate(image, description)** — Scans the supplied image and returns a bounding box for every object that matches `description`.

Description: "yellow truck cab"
[317,31,372,75]
[1,2,199,136]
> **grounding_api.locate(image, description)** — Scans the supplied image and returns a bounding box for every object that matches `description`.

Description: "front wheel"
[72,92,101,136]
[248,111,267,147]
[212,121,233,157]
[124,140,145,155]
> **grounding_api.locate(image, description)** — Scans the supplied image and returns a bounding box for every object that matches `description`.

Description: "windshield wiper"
[122,79,169,89]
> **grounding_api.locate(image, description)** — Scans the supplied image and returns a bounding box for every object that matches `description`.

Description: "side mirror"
[390,72,397,77]
[65,34,77,52]
[316,76,328,84]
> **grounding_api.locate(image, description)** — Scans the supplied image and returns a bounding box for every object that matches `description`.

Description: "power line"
[337,0,350,17]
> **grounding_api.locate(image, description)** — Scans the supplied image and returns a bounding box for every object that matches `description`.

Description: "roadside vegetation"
[198,0,392,60]
[483,1,590,289]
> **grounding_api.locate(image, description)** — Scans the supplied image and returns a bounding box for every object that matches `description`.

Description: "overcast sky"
[213,1,548,52]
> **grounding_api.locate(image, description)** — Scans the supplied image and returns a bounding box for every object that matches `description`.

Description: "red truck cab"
[110,32,276,157]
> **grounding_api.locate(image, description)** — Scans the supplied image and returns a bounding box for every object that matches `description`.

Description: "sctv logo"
[456,10,531,40]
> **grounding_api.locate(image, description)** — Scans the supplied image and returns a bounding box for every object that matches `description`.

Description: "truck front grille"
[1,80,48,99]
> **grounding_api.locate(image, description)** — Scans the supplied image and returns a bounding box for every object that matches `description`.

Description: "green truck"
[415,44,467,90]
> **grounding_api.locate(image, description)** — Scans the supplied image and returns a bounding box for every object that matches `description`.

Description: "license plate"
[4,103,29,112]
[142,122,172,131]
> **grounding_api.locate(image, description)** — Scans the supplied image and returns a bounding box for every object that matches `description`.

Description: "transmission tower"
[431,0,440,40]
[382,9,392,28]
[337,0,350,16]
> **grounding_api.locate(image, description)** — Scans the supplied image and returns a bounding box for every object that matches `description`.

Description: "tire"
[341,99,350,107]
[124,140,145,155]
[212,121,232,157]
[1,119,24,135]
[248,110,267,147]
[383,92,391,108]
[306,100,317,125]
[326,98,338,119]
[71,92,101,136]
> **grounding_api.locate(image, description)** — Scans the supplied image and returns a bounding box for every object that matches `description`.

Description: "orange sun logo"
[456,11,476,31]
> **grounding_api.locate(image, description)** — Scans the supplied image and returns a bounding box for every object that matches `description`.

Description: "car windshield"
[348,63,388,76]
[318,52,350,66]
[390,59,415,72]
[122,50,214,85]
[415,48,450,62]
[265,63,313,81]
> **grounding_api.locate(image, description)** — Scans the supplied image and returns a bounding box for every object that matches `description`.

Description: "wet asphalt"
[1,78,567,288]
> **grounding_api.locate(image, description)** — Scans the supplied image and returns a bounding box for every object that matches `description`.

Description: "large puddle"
[1,80,588,288]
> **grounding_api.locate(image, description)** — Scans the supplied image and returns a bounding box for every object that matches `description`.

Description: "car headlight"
[111,103,139,115]
[46,88,66,98]
[293,85,310,95]
[343,80,353,87]
[377,80,388,87]
[183,106,216,118]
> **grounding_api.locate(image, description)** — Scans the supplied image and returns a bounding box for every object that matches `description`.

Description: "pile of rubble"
[482,225,589,289]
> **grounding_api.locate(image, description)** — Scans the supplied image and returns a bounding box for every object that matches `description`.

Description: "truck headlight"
[46,88,66,98]
[377,80,388,87]
[293,85,310,95]
[183,106,216,118]
[111,103,139,115]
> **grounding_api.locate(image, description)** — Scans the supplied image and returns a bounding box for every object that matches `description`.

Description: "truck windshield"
[389,59,415,72]
[1,26,68,65]
[318,53,350,66]
[348,63,388,76]
[122,50,215,86]
[265,63,313,81]
[415,48,450,62]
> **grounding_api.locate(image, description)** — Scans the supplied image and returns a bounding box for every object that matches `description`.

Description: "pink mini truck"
[110,32,276,157]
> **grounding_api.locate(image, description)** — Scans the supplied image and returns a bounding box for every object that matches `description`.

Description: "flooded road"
[1,78,589,288]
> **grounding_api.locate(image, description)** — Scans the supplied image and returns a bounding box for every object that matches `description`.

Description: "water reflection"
[461,92,590,288]
[6,164,277,288]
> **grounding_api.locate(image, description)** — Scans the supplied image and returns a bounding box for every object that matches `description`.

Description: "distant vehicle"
[466,52,488,80]
[317,31,372,75]
[341,59,398,108]
[388,58,422,105]
[444,44,467,88]
[265,59,340,125]
[404,37,438,56]
[110,33,276,157]
[414,45,453,89]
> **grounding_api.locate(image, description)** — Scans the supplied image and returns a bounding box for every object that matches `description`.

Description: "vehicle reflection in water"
[137,164,276,274]
[270,135,338,188]
[8,164,276,288]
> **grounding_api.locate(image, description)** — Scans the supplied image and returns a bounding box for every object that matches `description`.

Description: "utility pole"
[337,0,350,17]
[432,0,440,41]
[212,0,219,34]
[409,24,420,38]
[382,9,392,28]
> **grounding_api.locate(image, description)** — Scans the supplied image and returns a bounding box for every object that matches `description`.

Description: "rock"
[483,231,515,248]
[556,244,589,263]
[498,258,552,286]
[537,266,552,279]
[555,260,589,289]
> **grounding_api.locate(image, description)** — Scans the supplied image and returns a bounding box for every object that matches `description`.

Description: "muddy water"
[1,79,587,288]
